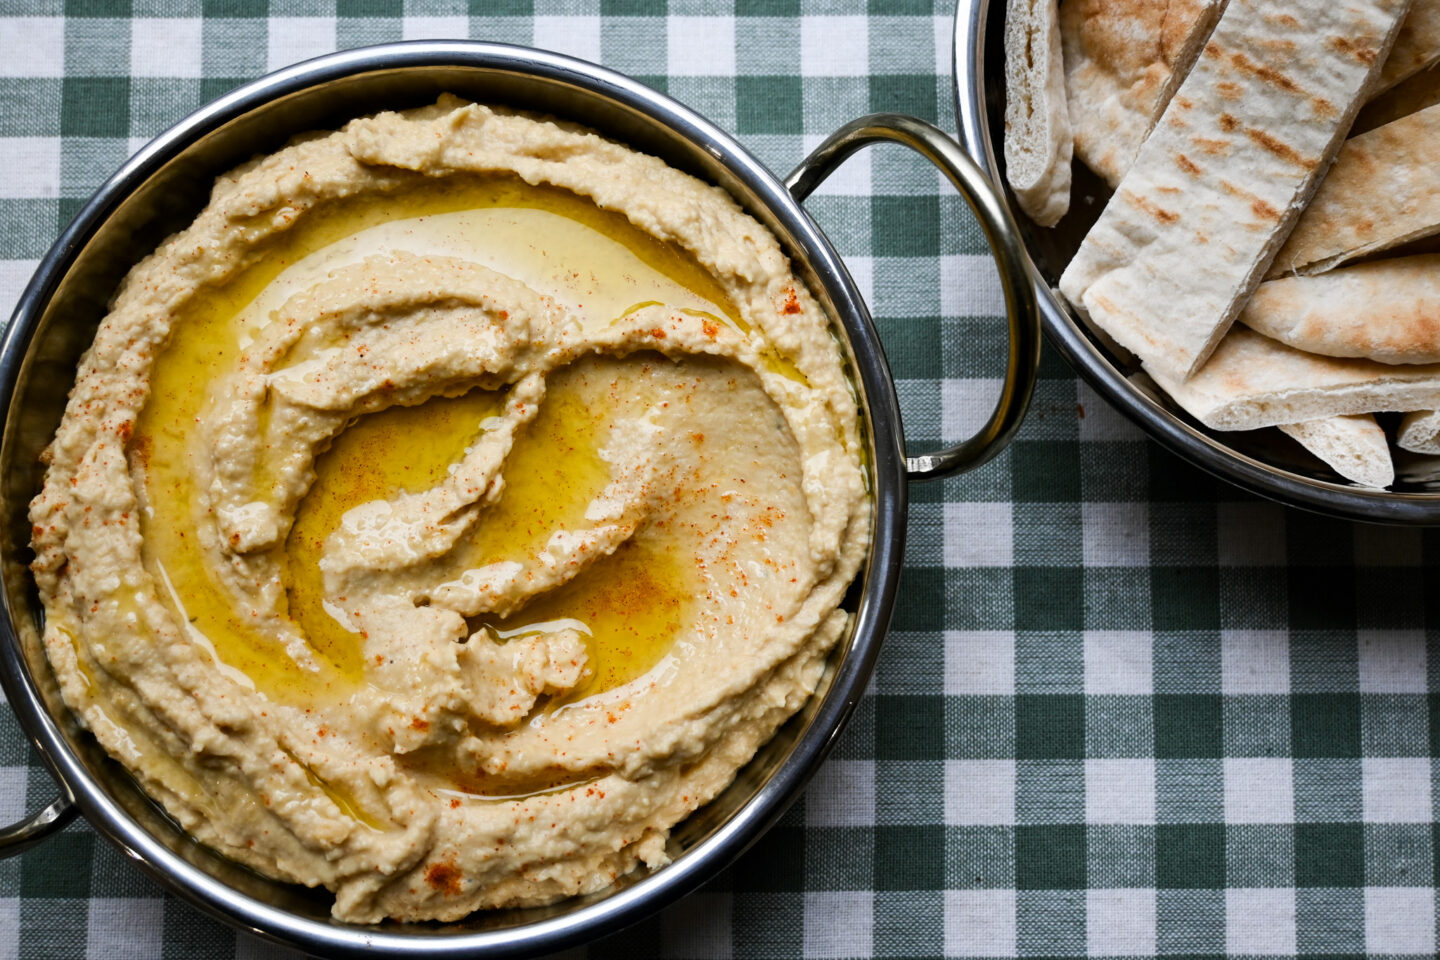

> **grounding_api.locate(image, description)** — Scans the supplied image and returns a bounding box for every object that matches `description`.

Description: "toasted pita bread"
[1004,0,1072,225]
[1240,255,1440,364]
[1279,415,1395,488]
[1269,103,1440,278]
[1376,0,1440,93]
[1060,0,1410,385]
[1147,326,1440,430]
[1398,409,1440,452]
[1059,0,1225,189]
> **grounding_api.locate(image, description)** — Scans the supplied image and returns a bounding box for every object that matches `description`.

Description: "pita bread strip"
[1060,0,1226,189]
[1269,102,1440,278]
[1376,0,1440,93]
[1279,415,1395,488]
[1397,409,1440,452]
[1004,0,1073,226]
[1060,0,1411,385]
[1146,326,1440,431]
[1240,254,1440,364]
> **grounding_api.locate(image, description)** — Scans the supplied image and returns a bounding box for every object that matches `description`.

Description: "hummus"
[28,96,870,922]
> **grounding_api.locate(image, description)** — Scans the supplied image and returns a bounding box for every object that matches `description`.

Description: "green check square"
[19,831,94,898]
[1365,823,1432,887]
[1084,568,1152,630]
[729,825,805,891]
[870,0,933,12]
[1080,441,1149,502]
[1011,440,1081,502]
[1150,567,1220,631]
[1223,695,1291,757]
[1016,889,1085,955]
[20,899,89,960]
[891,566,944,631]
[875,825,944,890]
[946,695,1015,759]
[1355,567,1424,628]
[1016,759,1083,824]
[1015,824,1085,889]
[1293,759,1362,823]
[945,825,1015,888]
[874,695,944,761]
[1156,889,1225,954]
[1296,887,1364,954]
[66,0,130,14]
[1361,694,1429,755]
[337,0,399,12]
[202,0,268,14]
[946,568,1012,632]
[739,0,798,11]
[1288,566,1357,629]
[805,827,874,889]
[1155,823,1223,889]
[868,73,937,123]
[733,892,804,958]
[1153,694,1223,758]
[61,77,130,137]
[1015,694,1083,759]
[871,195,937,257]
[1148,445,1220,501]
[1012,568,1082,632]
[1086,695,1155,757]
[874,891,943,956]
[0,79,62,136]
[1218,567,1288,628]
[736,76,801,134]
[1015,630,1082,694]
[1295,822,1363,887]
[600,0,659,11]
[1291,693,1361,758]
[1224,824,1294,887]
[877,315,942,378]
[1087,824,1156,887]
[0,199,63,259]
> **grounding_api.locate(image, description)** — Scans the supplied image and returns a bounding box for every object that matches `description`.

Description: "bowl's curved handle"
[0,793,75,858]
[787,113,1040,482]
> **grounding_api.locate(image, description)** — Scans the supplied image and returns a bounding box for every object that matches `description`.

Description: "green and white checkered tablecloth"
[2,2,1438,957]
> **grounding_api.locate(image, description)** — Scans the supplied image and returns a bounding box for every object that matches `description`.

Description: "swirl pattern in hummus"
[29,96,870,922]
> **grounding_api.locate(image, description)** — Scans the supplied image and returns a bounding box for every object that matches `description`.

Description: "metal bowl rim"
[0,40,908,958]
[951,0,1440,524]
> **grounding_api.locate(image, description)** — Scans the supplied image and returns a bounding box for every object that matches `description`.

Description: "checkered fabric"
[2,2,1437,958]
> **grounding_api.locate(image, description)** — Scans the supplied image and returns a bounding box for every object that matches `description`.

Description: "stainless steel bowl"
[0,42,1040,956]
[954,0,1440,523]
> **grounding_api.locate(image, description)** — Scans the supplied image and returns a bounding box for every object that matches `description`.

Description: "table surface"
[2,2,1438,958]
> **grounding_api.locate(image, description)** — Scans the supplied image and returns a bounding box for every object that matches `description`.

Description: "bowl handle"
[786,113,1040,481]
[0,793,75,858]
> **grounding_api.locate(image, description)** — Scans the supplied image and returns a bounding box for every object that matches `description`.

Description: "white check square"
[1224,758,1294,824]
[0,18,64,77]
[1226,888,1296,955]
[945,630,1014,696]
[130,18,203,78]
[945,759,1015,826]
[402,17,469,42]
[1366,887,1435,954]
[803,891,872,958]
[88,898,164,960]
[945,889,1015,957]
[1086,759,1155,824]
[667,17,734,76]
[267,18,336,72]
[944,501,1012,568]
[1088,889,1156,956]
[1084,630,1153,695]
[1082,501,1150,566]
[1362,757,1432,823]
[1358,629,1428,694]
[0,138,58,200]
[800,16,868,76]
[533,16,601,63]
[1221,629,1291,695]
[806,759,875,828]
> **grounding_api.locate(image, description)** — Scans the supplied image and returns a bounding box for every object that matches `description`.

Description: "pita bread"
[1059,0,1225,189]
[1376,0,1440,93]
[1397,409,1440,452]
[1060,0,1410,385]
[1240,254,1440,364]
[1004,0,1072,226]
[1147,326,1440,430]
[1279,415,1395,488]
[1269,103,1440,278]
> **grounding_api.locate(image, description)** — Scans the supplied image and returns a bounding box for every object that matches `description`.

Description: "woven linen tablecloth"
[2,3,1437,958]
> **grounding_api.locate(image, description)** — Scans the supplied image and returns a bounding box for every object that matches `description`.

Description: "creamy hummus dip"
[29,96,869,922]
